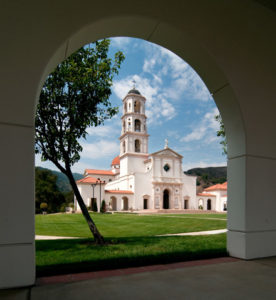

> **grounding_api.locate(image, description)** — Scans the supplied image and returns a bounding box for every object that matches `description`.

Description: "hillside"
[185,166,227,193]
[36,167,83,193]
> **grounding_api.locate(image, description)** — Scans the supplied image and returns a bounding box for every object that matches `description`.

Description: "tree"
[35,39,125,244]
[215,114,227,156]
[35,167,65,213]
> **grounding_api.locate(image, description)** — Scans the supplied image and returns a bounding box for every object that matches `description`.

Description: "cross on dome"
[132,79,136,89]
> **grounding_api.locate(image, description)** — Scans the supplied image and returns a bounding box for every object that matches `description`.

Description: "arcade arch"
[1,1,276,289]
[122,197,129,210]
[110,196,117,211]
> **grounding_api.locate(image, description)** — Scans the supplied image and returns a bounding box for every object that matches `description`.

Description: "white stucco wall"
[182,174,197,209]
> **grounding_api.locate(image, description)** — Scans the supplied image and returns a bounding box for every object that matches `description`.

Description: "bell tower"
[119,83,149,175]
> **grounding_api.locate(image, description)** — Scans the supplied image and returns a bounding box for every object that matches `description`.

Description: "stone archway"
[110,196,117,211]
[122,197,128,210]
[1,1,276,289]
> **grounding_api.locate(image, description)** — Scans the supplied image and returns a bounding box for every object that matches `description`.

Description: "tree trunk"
[66,170,105,244]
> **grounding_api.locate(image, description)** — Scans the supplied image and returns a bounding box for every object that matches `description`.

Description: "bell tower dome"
[119,83,149,176]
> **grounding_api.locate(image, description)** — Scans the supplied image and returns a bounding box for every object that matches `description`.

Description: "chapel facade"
[75,87,198,212]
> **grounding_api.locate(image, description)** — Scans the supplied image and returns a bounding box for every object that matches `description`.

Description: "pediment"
[150,147,183,159]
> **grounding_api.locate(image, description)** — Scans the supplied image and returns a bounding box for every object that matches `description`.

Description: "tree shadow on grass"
[36,235,227,277]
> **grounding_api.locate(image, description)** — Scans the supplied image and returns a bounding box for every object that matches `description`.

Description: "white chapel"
[75,87,198,212]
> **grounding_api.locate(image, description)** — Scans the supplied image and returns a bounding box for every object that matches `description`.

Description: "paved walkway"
[1,256,276,299]
[35,235,81,240]
[157,229,227,236]
[36,229,227,240]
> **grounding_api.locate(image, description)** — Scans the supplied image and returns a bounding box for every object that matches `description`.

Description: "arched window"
[198,199,203,210]
[123,120,126,133]
[122,141,126,153]
[135,139,141,152]
[124,102,127,113]
[134,100,140,113]
[111,196,117,211]
[135,119,141,132]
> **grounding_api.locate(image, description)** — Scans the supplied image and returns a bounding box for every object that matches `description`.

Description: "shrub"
[92,201,98,212]
[100,200,106,213]
[40,202,48,212]
[60,203,67,212]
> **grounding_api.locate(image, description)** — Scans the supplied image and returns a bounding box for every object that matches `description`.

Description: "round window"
[163,164,170,172]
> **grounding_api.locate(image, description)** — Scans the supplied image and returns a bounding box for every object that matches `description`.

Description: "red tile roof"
[111,155,120,166]
[85,169,114,176]
[204,182,227,192]
[105,190,134,194]
[76,176,105,184]
[197,193,216,197]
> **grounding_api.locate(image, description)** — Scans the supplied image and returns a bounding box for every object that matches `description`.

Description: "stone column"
[0,124,35,288]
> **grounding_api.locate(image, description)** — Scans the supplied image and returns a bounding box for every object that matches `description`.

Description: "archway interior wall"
[1,0,276,289]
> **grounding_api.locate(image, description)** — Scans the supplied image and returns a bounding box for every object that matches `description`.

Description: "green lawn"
[36,213,227,276]
[36,212,227,238]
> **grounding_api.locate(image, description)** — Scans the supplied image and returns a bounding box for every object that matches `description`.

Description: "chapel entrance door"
[143,198,148,209]
[163,189,169,209]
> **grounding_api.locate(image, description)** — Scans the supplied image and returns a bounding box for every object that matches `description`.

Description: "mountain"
[35,167,83,193]
[185,166,227,193]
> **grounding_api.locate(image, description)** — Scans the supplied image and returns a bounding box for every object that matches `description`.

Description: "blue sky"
[35,37,227,173]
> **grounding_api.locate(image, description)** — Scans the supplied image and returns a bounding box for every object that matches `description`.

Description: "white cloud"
[143,58,156,73]
[181,107,219,143]
[71,161,92,174]
[181,126,207,142]
[113,74,176,125]
[142,42,212,102]
[110,37,132,48]
[86,123,120,137]
[81,140,119,160]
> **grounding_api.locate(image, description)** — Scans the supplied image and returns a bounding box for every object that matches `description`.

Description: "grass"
[36,212,227,238]
[35,213,227,277]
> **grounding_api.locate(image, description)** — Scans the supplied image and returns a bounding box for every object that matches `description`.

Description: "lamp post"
[97,178,106,210]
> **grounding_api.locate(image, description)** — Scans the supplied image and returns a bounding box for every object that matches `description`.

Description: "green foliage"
[36,167,82,193]
[69,202,74,209]
[92,201,98,212]
[60,203,67,213]
[201,173,209,181]
[35,39,125,171]
[40,202,48,211]
[35,168,65,213]
[100,200,106,213]
[35,39,124,242]
[185,167,227,179]
[185,166,227,190]
[215,114,227,156]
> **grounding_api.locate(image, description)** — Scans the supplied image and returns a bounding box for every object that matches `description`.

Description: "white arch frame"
[1,2,276,288]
